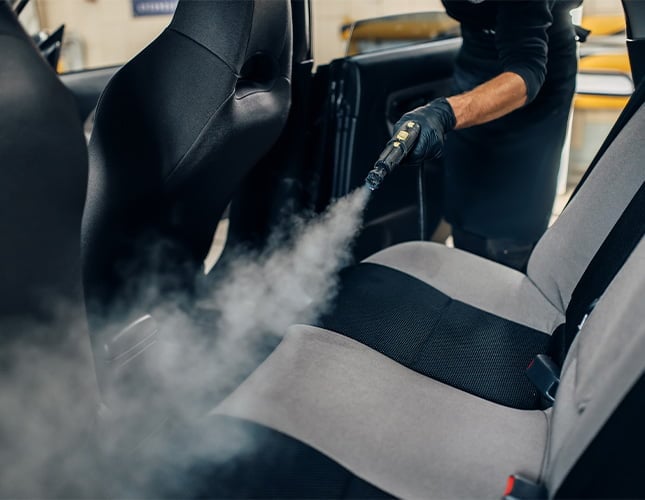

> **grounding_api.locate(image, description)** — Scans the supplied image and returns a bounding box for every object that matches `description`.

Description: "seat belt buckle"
[526,354,560,404]
[503,474,548,500]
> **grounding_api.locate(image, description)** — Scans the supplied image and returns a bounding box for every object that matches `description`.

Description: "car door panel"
[319,38,460,260]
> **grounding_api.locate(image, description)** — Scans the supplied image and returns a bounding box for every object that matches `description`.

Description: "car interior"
[1,0,644,497]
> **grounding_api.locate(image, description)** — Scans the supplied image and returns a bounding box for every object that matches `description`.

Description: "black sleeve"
[494,0,553,104]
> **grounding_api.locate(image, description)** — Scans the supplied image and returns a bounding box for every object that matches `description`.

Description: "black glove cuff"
[427,97,457,133]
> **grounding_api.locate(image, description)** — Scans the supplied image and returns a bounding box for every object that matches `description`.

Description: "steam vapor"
[0,187,371,497]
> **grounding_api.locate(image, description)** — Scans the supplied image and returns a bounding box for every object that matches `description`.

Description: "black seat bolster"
[150,415,393,499]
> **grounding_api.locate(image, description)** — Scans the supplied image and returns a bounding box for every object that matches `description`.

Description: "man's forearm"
[446,72,528,129]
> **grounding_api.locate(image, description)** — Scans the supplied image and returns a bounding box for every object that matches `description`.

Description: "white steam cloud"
[0,187,370,498]
[213,186,369,341]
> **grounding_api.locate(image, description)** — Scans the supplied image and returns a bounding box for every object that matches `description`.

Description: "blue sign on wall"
[132,0,177,17]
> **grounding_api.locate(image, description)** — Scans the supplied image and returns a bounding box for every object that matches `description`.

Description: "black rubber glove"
[393,97,457,164]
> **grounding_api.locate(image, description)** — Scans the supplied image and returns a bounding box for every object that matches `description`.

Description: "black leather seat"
[82,0,293,335]
[0,3,98,496]
[0,2,88,335]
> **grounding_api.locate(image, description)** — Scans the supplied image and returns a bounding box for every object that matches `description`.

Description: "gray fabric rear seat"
[544,240,645,492]
[215,326,549,498]
[368,100,644,329]
[211,96,645,496]
[307,101,645,409]
[214,237,644,498]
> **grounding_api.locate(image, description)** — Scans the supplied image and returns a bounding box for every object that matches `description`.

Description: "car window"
[15,0,175,73]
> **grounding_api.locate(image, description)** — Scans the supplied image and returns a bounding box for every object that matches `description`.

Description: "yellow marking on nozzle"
[393,141,401,148]
[396,130,410,141]
[407,121,416,128]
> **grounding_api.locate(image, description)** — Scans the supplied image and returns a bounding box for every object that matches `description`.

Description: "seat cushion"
[317,242,563,409]
[364,241,564,332]
[215,326,548,499]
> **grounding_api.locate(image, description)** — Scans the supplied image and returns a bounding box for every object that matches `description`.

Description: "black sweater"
[442,0,580,103]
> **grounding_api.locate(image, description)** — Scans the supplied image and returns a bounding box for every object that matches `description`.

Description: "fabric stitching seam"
[164,88,235,183]
[166,27,240,76]
[408,296,453,368]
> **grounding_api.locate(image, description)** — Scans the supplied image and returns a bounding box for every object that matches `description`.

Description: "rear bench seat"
[308,85,644,410]
[216,241,643,497]
[203,82,645,497]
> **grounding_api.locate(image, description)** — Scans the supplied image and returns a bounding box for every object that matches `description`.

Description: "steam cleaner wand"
[364,120,421,191]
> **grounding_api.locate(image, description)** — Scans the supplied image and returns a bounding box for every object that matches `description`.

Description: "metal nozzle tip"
[365,169,385,191]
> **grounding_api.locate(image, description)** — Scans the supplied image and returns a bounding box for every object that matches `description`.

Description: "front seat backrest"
[83,0,293,330]
[0,2,88,335]
[0,4,98,496]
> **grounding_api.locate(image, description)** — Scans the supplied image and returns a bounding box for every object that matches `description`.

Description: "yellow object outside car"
[340,11,633,179]
[576,14,631,111]
[341,12,632,110]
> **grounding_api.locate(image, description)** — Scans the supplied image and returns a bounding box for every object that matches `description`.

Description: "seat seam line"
[526,270,566,317]
[166,27,240,76]
[163,89,236,183]
[408,295,453,368]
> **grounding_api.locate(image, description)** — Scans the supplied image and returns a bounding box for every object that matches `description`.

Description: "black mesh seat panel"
[318,263,550,409]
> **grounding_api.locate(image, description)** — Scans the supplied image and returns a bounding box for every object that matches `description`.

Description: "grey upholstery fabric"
[209,98,644,499]
[527,103,645,311]
[215,326,547,499]
[214,238,643,498]
[210,98,644,498]
[365,104,645,331]
[358,102,644,348]
[544,238,645,494]
[214,237,644,498]
[365,242,563,332]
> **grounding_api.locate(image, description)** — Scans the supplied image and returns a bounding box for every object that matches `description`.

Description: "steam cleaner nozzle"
[364,120,421,191]
[365,167,387,191]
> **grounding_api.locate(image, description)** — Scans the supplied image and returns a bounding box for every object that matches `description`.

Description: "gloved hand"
[393,97,457,165]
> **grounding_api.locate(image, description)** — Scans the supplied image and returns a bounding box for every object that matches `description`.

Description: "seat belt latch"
[503,474,548,500]
[526,354,560,404]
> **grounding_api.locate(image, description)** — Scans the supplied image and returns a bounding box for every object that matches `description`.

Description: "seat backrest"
[82,0,293,329]
[538,84,645,496]
[0,2,88,336]
[544,236,644,497]
[527,94,645,313]
[0,4,98,495]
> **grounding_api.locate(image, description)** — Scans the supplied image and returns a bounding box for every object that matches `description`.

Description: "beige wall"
[36,0,446,71]
[35,0,170,70]
[30,0,624,72]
